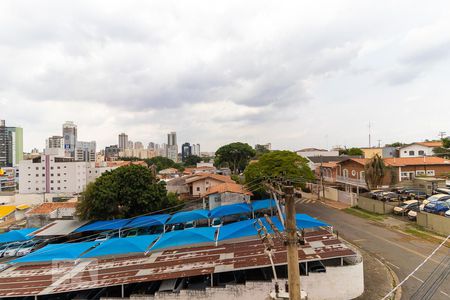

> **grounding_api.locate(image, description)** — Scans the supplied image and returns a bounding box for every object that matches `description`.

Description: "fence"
[308,184,357,207]
[357,196,400,214]
[416,211,450,236]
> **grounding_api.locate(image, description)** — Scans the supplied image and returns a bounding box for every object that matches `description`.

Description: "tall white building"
[167,132,178,162]
[134,141,144,149]
[19,148,88,194]
[118,133,128,151]
[192,143,201,156]
[62,121,77,158]
[46,136,64,150]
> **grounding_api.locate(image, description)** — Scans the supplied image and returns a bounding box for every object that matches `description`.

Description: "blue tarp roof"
[124,214,170,228]
[258,216,285,233]
[82,235,160,258]
[0,228,37,244]
[166,209,210,224]
[251,199,277,211]
[13,241,98,263]
[210,203,252,218]
[217,219,258,241]
[151,227,216,250]
[295,214,329,229]
[74,219,131,232]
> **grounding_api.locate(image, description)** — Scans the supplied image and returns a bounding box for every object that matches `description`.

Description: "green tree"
[364,154,386,190]
[76,165,182,220]
[215,142,256,174]
[339,147,364,156]
[442,138,450,149]
[254,145,270,159]
[183,155,202,167]
[144,156,184,172]
[244,151,315,198]
[386,142,405,147]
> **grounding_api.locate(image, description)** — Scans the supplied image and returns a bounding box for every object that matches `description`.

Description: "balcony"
[323,176,336,183]
[336,175,367,188]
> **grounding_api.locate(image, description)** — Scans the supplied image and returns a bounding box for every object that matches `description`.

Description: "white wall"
[400,144,434,157]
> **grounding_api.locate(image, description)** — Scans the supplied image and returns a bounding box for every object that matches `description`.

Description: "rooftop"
[384,156,450,166]
[185,173,235,184]
[26,202,77,215]
[203,182,253,196]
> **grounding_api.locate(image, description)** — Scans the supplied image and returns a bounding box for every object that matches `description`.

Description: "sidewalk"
[300,192,351,210]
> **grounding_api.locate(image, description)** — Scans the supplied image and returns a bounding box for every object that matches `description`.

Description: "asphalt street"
[296,199,450,300]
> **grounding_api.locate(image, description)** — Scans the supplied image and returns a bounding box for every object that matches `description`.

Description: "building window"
[351,170,356,176]
[360,171,365,179]
[35,167,39,170]
[36,174,39,177]
[409,151,415,156]
[416,170,425,176]
[42,174,45,177]
[51,167,54,170]
[343,169,349,177]
[418,150,425,156]
[426,170,435,176]
[196,187,200,191]
[51,180,54,183]
[51,187,54,190]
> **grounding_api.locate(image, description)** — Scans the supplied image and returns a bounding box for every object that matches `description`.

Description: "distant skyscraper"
[118,133,128,151]
[166,132,178,162]
[0,120,23,167]
[127,140,134,149]
[75,141,96,162]
[148,142,155,150]
[62,121,77,157]
[105,145,120,161]
[181,142,192,161]
[134,141,144,149]
[192,143,201,156]
[46,136,64,149]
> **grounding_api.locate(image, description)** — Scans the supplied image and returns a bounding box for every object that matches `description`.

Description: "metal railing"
[336,176,367,188]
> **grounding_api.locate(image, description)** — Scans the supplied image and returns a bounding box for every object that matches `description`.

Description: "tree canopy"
[76,165,182,220]
[145,156,184,172]
[244,150,315,198]
[339,147,364,156]
[386,142,405,147]
[215,142,256,174]
[364,154,386,190]
[183,155,202,167]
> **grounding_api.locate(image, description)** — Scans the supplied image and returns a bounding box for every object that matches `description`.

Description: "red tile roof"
[203,182,253,196]
[27,202,77,215]
[384,157,450,167]
[185,173,235,184]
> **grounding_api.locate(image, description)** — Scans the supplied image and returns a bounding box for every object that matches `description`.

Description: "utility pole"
[377,139,381,148]
[284,183,301,300]
[368,121,372,148]
[438,131,447,140]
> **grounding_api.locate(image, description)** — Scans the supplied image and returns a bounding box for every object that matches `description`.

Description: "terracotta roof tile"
[27,202,77,215]
[384,156,450,167]
[203,182,253,196]
[185,173,235,184]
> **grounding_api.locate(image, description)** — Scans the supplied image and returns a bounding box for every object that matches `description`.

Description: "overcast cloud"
[1,0,450,152]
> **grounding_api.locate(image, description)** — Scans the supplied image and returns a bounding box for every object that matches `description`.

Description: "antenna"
[368,122,372,148]
[438,131,447,140]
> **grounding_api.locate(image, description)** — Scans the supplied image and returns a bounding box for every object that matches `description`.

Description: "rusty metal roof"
[0,230,355,298]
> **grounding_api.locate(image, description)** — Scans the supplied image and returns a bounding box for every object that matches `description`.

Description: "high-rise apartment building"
[127,140,134,149]
[148,142,155,150]
[134,141,144,149]
[181,142,192,161]
[118,133,128,151]
[166,132,178,162]
[105,145,120,161]
[62,121,77,158]
[46,136,64,149]
[75,141,96,162]
[192,143,201,156]
[0,120,24,167]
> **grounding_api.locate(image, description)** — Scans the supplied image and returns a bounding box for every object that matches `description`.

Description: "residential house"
[360,147,397,158]
[202,182,253,210]
[165,176,191,197]
[26,202,78,227]
[158,168,180,179]
[399,141,442,158]
[185,174,235,197]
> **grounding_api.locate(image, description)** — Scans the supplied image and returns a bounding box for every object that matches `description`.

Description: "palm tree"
[364,154,386,190]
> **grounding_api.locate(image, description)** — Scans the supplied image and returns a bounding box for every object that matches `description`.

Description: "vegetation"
[254,144,270,158]
[364,154,386,190]
[385,142,405,147]
[244,150,315,198]
[77,165,182,220]
[343,207,385,221]
[183,155,202,167]
[215,142,256,174]
[339,147,364,156]
[433,138,450,157]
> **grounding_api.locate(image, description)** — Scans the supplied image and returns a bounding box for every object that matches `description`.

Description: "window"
[51,187,54,190]
[36,174,39,177]
[360,171,365,179]
[51,167,54,170]
[196,187,200,191]
[351,170,356,176]
[426,170,435,176]
[416,170,425,176]
[42,174,45,177]
[35,167,39,170]
[51,180,54,183]
[418,150,425,156]
[343,169,349,177]
[409,151,415,156]
[57,166,60,169]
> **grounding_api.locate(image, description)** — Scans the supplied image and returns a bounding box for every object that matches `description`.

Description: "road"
[296,199,450,300]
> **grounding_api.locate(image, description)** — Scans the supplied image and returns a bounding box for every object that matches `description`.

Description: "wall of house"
[208,192,250,209]
[398,165,450,181]
[191,178,225,196]
[399,145,433,157]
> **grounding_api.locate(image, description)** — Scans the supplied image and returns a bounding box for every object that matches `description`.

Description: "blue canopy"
[258,216,285,233]
[82,235,160,258]
[0,228,37,244]
[124,214,170,228]
[210,203,252,219]
[295,214,329,229]
[74,219,131,232]
[13,241,98,263]
[151,227,216,250]
[217,220,258,241]
[252,199,277,211]
[166,209,210,224]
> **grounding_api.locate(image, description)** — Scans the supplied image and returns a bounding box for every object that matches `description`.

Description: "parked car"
[211,218,222,227]
[426,194,450,203]
[407,205,421,220]
[434,187,450,195]
[184,221,196,229]
[445,210,450,218]
[378,192,398,202]
[15,240,41,257]
[2,242,24,257]
[125,229,139,238]
[399,189,424,201]
[369,190,384,199]
[423,201,450,215]
[393,200,419,215]
[410,191,428,200]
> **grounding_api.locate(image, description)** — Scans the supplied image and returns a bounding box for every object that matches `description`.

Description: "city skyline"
[2,1,450,152]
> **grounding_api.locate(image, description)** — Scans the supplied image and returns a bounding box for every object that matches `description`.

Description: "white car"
[15,241,40,257]
[393,200,419,215]
[2,242,23,257]
[445,210,450,218]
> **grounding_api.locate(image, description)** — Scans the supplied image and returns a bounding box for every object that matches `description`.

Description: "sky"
[1,0,450,152]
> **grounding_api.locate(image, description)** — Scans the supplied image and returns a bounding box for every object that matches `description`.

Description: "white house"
[399,141,442,158]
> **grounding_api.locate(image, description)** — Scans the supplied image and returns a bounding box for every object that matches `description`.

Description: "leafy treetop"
[215,142,256,174]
